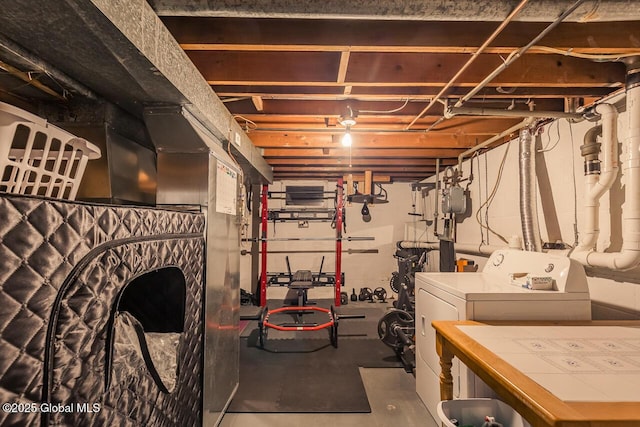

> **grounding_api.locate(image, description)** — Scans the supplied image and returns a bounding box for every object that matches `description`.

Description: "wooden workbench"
[433,320,640,427]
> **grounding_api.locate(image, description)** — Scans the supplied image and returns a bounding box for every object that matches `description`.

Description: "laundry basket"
[0,101,101,200]
[437,398,531,427]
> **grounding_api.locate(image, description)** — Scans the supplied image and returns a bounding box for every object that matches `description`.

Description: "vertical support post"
[251,184,261,301]
[335,178,343,306]
[436,330,454,401]
[260,184,268,306]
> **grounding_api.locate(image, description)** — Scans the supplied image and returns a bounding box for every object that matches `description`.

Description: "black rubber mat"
[227,329,403,413]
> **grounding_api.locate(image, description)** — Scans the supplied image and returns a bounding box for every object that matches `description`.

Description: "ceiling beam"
[251,95,264,111]
[272,172,432,181]
[270,165,440,172]
[265,157,458,166]
[187,51,626,86]
[215,85,616,99]
[163,18,640,53]
[250,132,481,148]
[261,147,467,158]
[245,117,522,133]
[224,98,566,116]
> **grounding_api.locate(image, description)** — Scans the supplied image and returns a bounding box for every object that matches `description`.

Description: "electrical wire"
[475,141,511,244]
[358,98,410,114]
[538,120,562,153]
[569,120,579,247]
[531,46,640,61]
[233,115,258,131]
[475,152,486,244]
[484,153,491,244]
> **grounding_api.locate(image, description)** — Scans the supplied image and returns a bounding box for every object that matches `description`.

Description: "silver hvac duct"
[144,106,242,427]
[519,127,543,251]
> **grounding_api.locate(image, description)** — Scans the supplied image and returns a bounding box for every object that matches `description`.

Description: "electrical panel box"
[441,185,466,214]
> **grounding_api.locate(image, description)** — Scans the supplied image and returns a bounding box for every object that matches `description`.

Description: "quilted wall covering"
[0,194,206,426]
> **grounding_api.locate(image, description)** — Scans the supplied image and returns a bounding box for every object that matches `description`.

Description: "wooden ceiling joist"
[261,147,467,158]
[216,86,616,99]
[164,17,640,54]
[265,158,458,166]
[188,51,626,87]
[250,133,481,149]
[160,15,639,181]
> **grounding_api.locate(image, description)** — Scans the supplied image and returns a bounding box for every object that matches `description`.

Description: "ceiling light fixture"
[339,105,357,148]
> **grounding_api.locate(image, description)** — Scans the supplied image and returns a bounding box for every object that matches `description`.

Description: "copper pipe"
[405,0,530,130]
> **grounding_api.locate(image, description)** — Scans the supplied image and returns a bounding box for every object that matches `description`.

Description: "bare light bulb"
[341,129,352,147]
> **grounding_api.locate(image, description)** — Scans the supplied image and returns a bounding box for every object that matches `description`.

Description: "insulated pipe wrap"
[519,127,543,252]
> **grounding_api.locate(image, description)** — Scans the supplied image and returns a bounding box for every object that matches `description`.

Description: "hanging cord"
[475,152,486,244]
[475,142,511,244]
[483,154,491,244]
[375,183,387,200]
[529,46,640,62]
[538,120,562,153]
[233,115,258,132]
[569,120,579,247]
[359,98,410,114]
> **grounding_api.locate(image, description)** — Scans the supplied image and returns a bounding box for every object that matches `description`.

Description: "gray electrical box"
[442,185,467,214]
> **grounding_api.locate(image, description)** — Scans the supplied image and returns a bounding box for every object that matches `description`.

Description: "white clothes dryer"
[414,249,591,423]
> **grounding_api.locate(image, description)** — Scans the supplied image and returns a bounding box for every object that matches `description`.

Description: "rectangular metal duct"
[144,106,241,427]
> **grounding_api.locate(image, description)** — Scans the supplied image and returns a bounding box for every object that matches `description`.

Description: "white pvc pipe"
[574,103,620,252]
[397,241,517,256]
[571,77,640,270]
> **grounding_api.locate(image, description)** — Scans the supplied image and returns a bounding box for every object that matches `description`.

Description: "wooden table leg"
[436,331,454,401]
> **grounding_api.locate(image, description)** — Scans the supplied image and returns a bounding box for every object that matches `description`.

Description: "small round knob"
[493,253,504,266]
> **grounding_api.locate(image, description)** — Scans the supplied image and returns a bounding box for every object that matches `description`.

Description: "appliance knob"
[493,253,504,266]
[545,263,554,273]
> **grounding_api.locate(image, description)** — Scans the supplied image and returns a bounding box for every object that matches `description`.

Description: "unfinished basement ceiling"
[0,1,638,184]
[145,0,638,182]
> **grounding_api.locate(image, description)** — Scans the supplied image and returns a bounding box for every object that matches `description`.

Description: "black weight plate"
[340,292,348,305]
[373,287,387,301]
[377,309,414,349]
[389,272,400,293]
[330,306,338,348]
[258,306,268,348]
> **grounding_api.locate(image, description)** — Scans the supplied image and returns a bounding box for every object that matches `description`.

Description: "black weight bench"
[289,269,313,306]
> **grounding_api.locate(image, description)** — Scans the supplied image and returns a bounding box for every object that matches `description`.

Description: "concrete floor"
[219,367,437,427]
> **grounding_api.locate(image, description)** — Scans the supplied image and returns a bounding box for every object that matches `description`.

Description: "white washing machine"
[414,249,592,424]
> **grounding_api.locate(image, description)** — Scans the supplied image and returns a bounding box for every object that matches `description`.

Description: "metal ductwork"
[149,0,640,22]
[519,127,543,252]
[143,105,242,426]
[0,0,273,185]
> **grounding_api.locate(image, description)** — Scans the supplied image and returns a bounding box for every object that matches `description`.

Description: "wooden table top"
[432,320,640,427]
